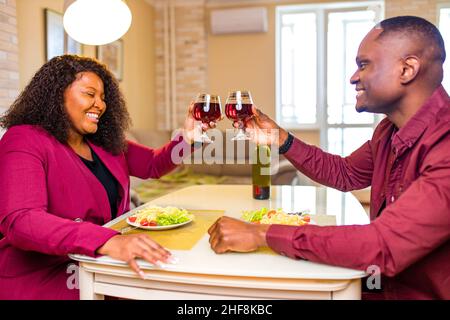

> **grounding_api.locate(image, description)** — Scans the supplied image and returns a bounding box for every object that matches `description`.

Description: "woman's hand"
[208,216,270,254]
[235,105,289,146]
[182,101,223,144]
[97,234,175,278]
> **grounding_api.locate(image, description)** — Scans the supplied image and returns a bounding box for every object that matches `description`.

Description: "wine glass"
[192,93,222,144]
[225,90,254,141]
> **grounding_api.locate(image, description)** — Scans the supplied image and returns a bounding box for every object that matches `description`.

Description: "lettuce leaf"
[155,207,193,226]
[241,207,269,222]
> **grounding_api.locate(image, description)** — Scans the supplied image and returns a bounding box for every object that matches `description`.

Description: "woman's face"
[64,71,106,138]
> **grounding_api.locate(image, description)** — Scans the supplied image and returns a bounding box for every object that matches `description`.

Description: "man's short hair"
[376,16,446,63]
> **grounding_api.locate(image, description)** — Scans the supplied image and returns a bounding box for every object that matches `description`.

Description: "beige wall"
[207,0,360,146]
[14,0,448,138]
[386,0,450,22]
[16,0,62,89]
[118,0,156,130]
[207,0,448,146]
[16,0,155,130]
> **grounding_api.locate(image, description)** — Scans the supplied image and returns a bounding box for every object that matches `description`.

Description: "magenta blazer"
[0,125,189,299]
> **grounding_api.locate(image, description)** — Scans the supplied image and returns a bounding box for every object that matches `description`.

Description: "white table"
[70,185,370,300]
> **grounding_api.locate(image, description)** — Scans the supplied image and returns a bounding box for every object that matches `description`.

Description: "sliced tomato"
[267,210,276,218]
[128,216,137,223]
[149,220,158,226]
[302,215,311,223]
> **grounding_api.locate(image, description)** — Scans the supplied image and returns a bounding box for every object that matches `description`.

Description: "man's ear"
[400,56,420,84]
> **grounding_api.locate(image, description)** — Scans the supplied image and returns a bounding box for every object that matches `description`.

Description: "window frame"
[437,3,450,92]
[276,1,384,146]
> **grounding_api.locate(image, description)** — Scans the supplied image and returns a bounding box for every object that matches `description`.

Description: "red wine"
[193,102,222,123]
[252,185,270,200]
[225,103,253,121]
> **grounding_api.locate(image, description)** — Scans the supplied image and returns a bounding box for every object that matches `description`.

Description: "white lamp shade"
[63,0,132,46]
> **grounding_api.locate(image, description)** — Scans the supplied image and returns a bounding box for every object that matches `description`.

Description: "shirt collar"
[391,85,449,155]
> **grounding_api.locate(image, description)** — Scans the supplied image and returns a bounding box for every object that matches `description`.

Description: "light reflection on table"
[266,186,369,226]
[71,184,370,300]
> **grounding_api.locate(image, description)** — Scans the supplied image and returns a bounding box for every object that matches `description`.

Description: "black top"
[79,147,119,219]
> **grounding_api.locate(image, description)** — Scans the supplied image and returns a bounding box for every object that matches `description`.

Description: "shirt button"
[74,218,83,223]
[391,196,395,203]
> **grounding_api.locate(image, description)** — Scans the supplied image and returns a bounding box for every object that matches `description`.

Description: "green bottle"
[252,145,271,200]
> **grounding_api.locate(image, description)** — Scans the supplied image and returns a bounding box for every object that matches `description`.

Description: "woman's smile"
[86,111,100,123]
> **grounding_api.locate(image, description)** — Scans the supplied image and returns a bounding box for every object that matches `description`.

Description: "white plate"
[126,217,193,231]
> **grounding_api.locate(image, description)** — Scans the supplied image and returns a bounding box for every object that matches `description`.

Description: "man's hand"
[97,234,175,278]
[236,105,289,146]
[208,216,270,254]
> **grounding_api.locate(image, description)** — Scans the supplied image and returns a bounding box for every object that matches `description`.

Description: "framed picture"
[45,9,82,61]
[97,40,124,81]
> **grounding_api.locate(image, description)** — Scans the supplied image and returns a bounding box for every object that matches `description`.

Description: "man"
[208,16,450,299]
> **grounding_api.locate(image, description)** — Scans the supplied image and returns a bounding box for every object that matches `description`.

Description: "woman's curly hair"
[0,55,131,154]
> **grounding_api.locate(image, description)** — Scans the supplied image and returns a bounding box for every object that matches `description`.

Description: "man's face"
[350,28,405,114]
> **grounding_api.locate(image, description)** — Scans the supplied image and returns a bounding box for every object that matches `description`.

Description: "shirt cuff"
[266,224,306,259]
[284,136,303,157]
[75,223,120,258]
[279,132,294,154]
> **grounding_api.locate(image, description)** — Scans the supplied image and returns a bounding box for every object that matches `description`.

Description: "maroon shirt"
[267,86,450,299]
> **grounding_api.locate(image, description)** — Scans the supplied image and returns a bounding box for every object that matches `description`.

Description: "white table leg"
[78,265,104,300]
[332,279,361,300]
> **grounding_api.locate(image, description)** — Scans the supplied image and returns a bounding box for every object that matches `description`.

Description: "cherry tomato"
[302,215,311,223]
[128,216,137,223]
[149,220,158,226]
[140,219,149,226]
[267,210,276,218]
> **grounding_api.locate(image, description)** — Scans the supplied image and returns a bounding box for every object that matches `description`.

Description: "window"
[279,12,317,125]
[439,6,450,92]
[276,1,384,156]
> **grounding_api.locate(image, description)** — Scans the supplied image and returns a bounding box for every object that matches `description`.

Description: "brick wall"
[0,0,19,117]
[386,0,438,23]
[154,1,208,130]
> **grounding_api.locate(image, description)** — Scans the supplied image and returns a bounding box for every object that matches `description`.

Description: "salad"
[241,207,311,226]
[127,206,193,227]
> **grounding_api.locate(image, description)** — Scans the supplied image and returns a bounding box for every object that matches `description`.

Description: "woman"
[0,55,203,299]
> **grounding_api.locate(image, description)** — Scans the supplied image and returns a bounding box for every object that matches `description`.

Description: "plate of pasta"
[241,208,312,226]
[126,206,194,230]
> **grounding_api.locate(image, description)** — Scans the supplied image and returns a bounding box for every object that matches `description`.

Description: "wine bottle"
[252,144,271,200]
